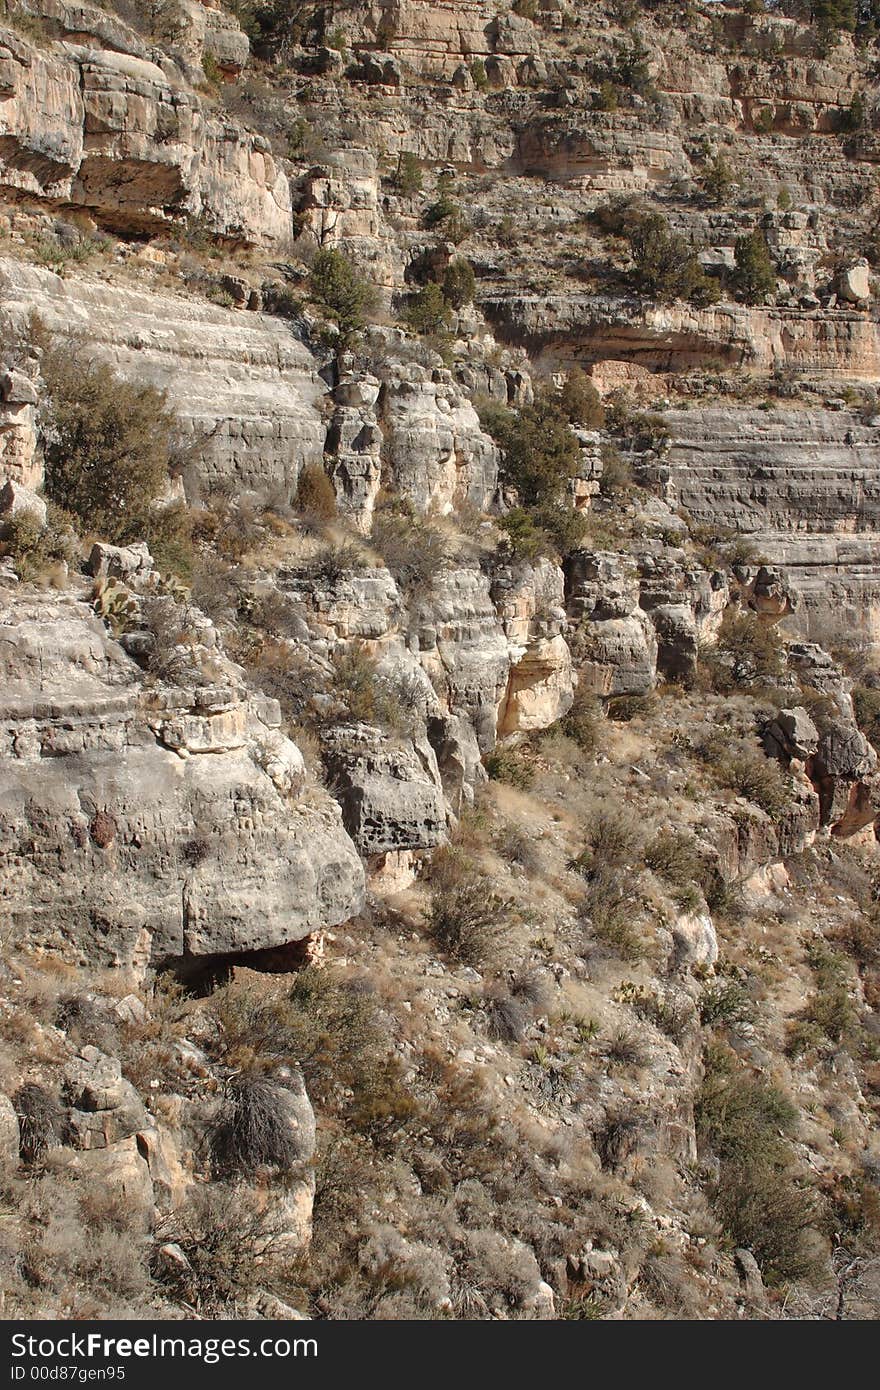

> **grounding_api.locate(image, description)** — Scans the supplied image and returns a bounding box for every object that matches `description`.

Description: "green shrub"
[592,80,619,111]
[606,693,653,721]
[423,172,464,232]
[753,106,774,136]
[308,248,377,341]
[470,58,489,91]
[628,212,719,306]
[428,872,514,967]
[494,392,581,507]
[853,684,880,746]
[700,154,736,206]
[40,344,175,542]
[594,200,718,306]
[226,0,319,58]
[695,1042,821,1282]
[497,503,587,561]
[699,978,753,1027]
[609,33,653,94]
[484,744,533,790]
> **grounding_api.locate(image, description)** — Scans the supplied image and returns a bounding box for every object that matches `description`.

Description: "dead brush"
[210,1072,300,1177]
[13,1084,67,1163]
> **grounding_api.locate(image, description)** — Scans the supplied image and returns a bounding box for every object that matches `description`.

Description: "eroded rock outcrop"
[0,8,289,243]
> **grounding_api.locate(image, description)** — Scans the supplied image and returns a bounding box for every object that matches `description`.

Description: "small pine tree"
[702,154,735,207]
[308,248,376,342]
[557,369,605,427]
[441,258,476,309]
[392,151,422,195]
[732,228,776,305]
[404,281,451,334]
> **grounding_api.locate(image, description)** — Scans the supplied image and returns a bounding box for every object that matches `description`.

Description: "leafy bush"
[557,369,605,427]
[593,200,718,306]
[422,172,468,239]
[699,978,753,1027]
[853,684,880,747]
[497,504,587,561]
[227,0,320,56]
[700,154,736,206]
[484,744,534,790]
[40,344,175,542]
[308,248,377,341]
[584,871,642,958]
[490,391,581,507]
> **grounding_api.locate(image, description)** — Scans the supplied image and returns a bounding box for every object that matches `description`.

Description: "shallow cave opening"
[160,937,317,996]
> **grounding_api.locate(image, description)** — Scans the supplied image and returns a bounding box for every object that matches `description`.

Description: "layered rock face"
[0,584,364,972]
[0,256,326,496]
[662,406,880,646]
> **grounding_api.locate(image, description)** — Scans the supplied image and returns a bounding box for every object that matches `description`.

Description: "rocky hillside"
[2,0,880,1320]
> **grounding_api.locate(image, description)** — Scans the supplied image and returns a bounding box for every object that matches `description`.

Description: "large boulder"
[64,1046,148,1150]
